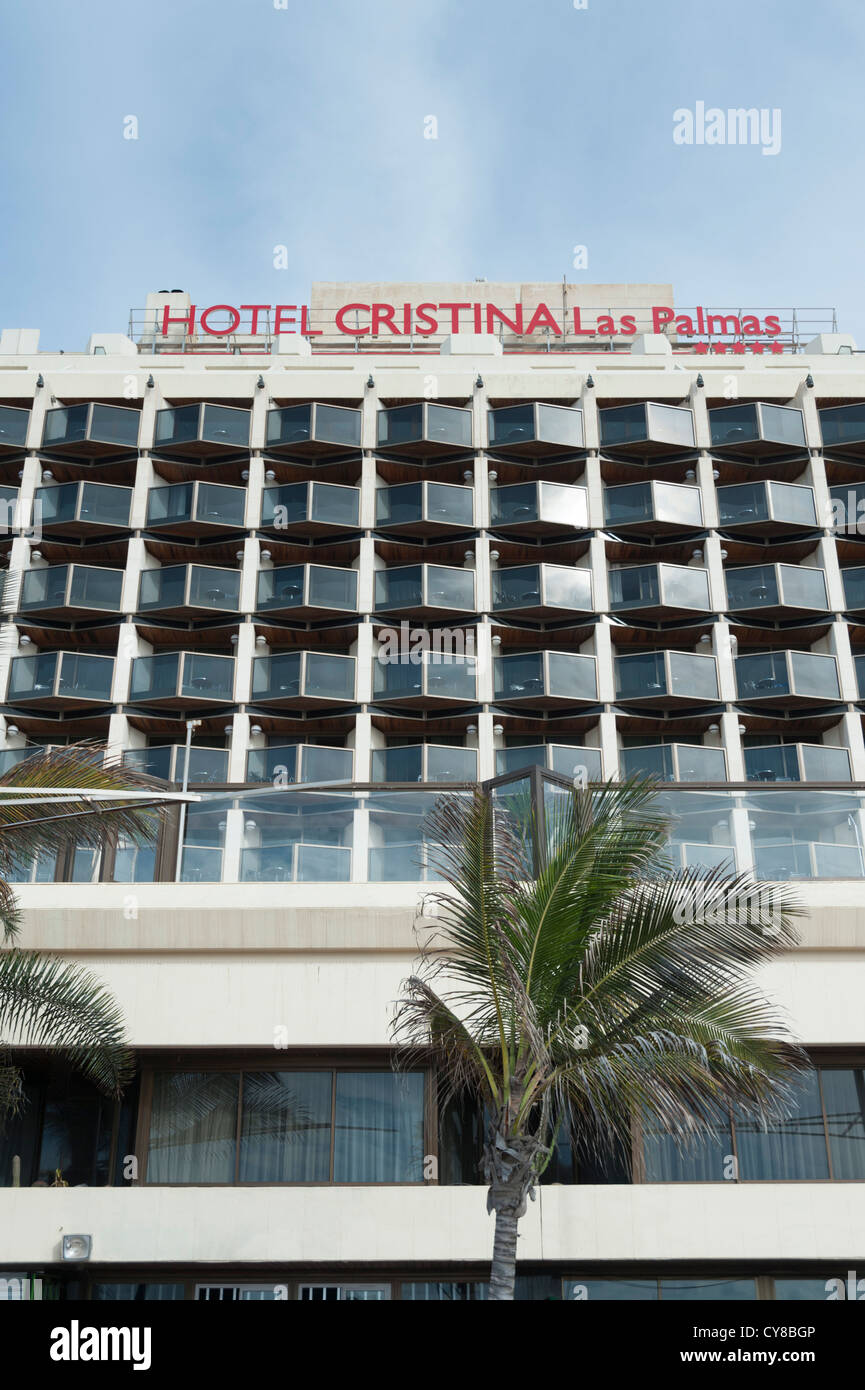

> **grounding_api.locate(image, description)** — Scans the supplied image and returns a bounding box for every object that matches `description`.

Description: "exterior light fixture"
[463,470,473,482]
[708,723,719,733]
[241,470,250,481]
[235,551,244,561]
[493,724,504,736]
[466,724,478,734]
[692,549,703,560]
[146,375,155,389]
[30,550,42,560]
[586,374,595,388]
[712,469,720,480]
[489,549,500,560]
[230,634,238,645]
[41,470,53,481]
[250,725,263,736]
[255,635,267,647]
[491,635,502,645]
[61,1234,92,1262]
[475,375,484,389]
[696,374,704,388]
[257,375,266,389]
[223,725,233,736]
[685,469,696,479]
[245,820,257,832]
[464,550,474,561]
[699,633,711,643]
[487,470,497,481]
[260,550,272,561]
[36,374,44,388]
[366,374,375,389]
[720,549,728,558]
[805,374,814,388]
[6,725,18,735]
[265,470,276,481]
[739,724,747,734]
[19,635,31,644]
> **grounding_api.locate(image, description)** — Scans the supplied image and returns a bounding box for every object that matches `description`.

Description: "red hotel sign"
[161,302,785,341]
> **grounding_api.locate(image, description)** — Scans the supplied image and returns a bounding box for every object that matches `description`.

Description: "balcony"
[246,744,353,784]
[7,651,114,707]
[599,402,695,457]
[265,403,361,456]
[749,793,865,879]
[18,564,124,619]
[819,403,865,455]
[0,406,29,454]
[374,564,475,618]
[373,653,477,705]
[129,652,235,707]
[250,651,356,706]
[735,651,841,706]
[41,403,141,457]
[744,743,852,783]
[123,745,230,784]
[261,482,359,535]
[36,481,132,536]
[615,650,719,706]
[239,804,353,883]
[256,564,357,619]
[490,481,588,534]
[717,481,818,534]
[604,481,703,535]
[376,482,473,535]
[0,746,45,775]
[153,404,251,457]
[841,567,865,615]
[371,744,478,783]
[620,743,727,782]
[829,484,865,533]
[494,650,597,707]
[0,485,20,530]
[724,564,829,620]
[137,564,241,619]
[491,564,593,620]
[608,563,711,620]
[708,403,806,456]
[376,402,472,457]
[487,403,584,456]
[146,482,246,535]
[495,744,603,780]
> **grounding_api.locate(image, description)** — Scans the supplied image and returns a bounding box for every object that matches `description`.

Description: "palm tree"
[0,743,164,1122]
[393,779,808,1301]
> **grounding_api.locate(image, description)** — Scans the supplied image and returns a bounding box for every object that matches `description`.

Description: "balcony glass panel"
[856,654,865,697]
[154,405,198,446]
[667,651,719,700]
[137,567,185,611]
[376,483,473,529]
[0,747,35,775]
[820,403,865,448]
[491,566,541,610]
[744,745,800,782]
[615,652,666,699]
[251,652,354,702]
[543,566,592,610]
[608,566,661,610]
[541,482,587,527]
[20,565,123,612]
[8,653,59,699]
[252,652,300,699]
[661,565,710,610]
[37,482,132,529]
[43,404,140,449]
[266,404,361,449]
[646,403,696,447]
[0,406,28,449]
[736,652,791,699]
[377,403,470,448]
[306,566,357,610]
[186,566,241,610]
[790,651,840,699]
[778,565,827,609]
[155,404,249,449]
[768,482,817,527]
[488,405,534,447]
[600,403,694,449]
[376,483,422,528]
[600,404,649,447]
[125,745,229,783]
[309,482,359,527]
[8,652,113,702]
[179,654,234,700]
[426,565,474,609]
[535,404,583,448]
[426,482,473,528]
[494,651,596,701]
[0,485,18,528]
[829,484,865,530]
[495,651,544,699]
[842,568,865,609]
[375,565,473,611]
[717,482,769,526]
[371,745,477,783]
[489,483,537,526]
[620,745,675,779]
[374,655,475,701]
[725,565,781,610]
[246,745,353,784]
[760,404,807,447]
[710,403,805,449]
[147,483,246,528]
[655,481,703,527]
[426,403,471,447]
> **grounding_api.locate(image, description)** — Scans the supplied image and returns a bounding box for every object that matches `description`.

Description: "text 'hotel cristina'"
[1,282,864,1303]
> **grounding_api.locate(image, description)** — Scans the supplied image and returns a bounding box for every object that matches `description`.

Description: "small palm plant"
[394,779,808,1301]
[0,743,163,1122]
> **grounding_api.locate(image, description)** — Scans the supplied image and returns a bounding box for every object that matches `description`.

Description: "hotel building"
[0,283,864,1301]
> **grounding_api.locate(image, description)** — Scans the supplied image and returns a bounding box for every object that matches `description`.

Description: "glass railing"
[265,403,361,452]
[0,747,41,776]
[256,564,358,614]
[608,563,710,614]
[856,654,865,698]
[261,482,359,531]
[604,481,703,531]
[0,484,19,531]
[246,744,354,784]
[7,651,114,703]
[495,744,603,779]
[724,564,828,614]
[36,481,133,531]
[42,403,141,452]
[736,651,840,702]
[717,481,817,530]
[123,745,230,784]
[599,402,695,451]
[19,564,124,613]
[153,778,865,881]
[709,403,806,452]
[615,650,719,702]
[377,403,472,451]
[375,565,475,613]
[373,654,476,702]
[620,743,727,782]
[0,406,29,451]
[744,743,851,783]
[137,565,241,614]
[491,564,593,614]
[371,745,478,783]
[488,403,584,452]
[494,650,597,703]
[146,482,246,530]
[842,568,865,610]
[490,481,588,530]
[376,482,474,532]
[250,651,356,703]
[129,652,235,703]
[154,403,251,452]
[819,403,865,451]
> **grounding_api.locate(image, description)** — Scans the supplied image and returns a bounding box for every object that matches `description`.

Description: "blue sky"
[1,0,863,349]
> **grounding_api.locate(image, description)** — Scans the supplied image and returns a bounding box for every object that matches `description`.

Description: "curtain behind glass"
[734,1071,829,1179]
[820,1068,865,1179]
[239,1072,332,1181]
[147,1073,238,1183]
[643,1121,732,1183]
[333,1072,424,1182]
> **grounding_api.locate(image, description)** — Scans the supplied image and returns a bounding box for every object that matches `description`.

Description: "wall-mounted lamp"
[61,1234,92,1262]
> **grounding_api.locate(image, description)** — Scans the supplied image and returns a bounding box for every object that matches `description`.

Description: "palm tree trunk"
[489,1199,520,1300]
